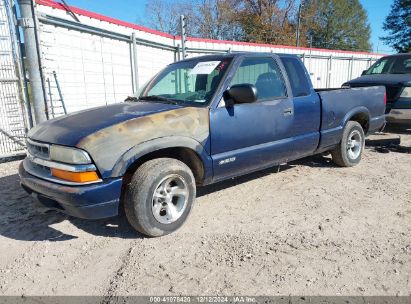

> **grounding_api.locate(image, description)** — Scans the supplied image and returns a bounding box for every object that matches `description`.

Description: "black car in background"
[343,53,411,125]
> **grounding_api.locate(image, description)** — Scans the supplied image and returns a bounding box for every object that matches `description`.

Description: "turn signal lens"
[51,168,99,183]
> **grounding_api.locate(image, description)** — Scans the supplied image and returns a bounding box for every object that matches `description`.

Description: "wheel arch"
[112,136,212,186]
[343,107,370,134]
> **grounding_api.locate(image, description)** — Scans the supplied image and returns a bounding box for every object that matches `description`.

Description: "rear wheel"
[124,158,196,237]
[331,121,365,167]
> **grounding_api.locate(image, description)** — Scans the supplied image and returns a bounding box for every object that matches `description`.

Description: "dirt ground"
[0,126,410,297]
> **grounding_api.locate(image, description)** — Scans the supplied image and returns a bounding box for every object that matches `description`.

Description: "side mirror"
[223,84,258,107]
[361,70,368,76]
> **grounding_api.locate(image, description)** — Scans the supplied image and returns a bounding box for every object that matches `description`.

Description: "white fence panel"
[40,22,134,114]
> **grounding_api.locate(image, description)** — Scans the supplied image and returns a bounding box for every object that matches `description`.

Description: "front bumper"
[386,108,411,124]
[19,162,123,219]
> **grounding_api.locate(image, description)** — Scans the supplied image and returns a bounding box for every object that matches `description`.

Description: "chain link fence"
[0,0,27,159]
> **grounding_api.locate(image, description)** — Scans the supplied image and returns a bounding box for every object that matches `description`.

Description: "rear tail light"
[384,92,387,105]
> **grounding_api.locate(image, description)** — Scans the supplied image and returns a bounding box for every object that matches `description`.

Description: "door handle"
[283,108,293,116]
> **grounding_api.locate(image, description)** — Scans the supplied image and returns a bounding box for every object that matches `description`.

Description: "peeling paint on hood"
[28,102,182,146]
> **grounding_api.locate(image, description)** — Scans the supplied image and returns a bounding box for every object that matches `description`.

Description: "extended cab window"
[281,57,311,97]
[230,57,287,101]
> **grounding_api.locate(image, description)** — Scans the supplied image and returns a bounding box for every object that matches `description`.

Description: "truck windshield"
[366,55,411,75]
[138,58,232,106]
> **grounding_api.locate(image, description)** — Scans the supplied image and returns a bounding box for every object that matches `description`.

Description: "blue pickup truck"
[19,53,386,237]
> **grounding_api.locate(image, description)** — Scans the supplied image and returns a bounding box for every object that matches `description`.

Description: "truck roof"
[178,52,299,63]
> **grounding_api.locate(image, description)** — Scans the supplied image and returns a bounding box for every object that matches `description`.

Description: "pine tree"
[382,0,411,53]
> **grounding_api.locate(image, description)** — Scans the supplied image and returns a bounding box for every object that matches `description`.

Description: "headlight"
[50,145,92,164]
[400,87,411,98]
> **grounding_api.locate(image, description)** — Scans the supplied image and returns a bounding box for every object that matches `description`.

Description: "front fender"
[111,136,213,182]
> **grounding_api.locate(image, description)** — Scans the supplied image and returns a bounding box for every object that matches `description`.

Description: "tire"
[124,158,196,237]
[331,121,365,167]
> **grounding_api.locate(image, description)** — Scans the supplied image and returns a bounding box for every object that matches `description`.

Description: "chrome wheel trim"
[151,174,189,224]
[347,130,362,160]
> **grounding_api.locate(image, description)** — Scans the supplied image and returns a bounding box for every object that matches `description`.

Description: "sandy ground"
[0,126,410,297]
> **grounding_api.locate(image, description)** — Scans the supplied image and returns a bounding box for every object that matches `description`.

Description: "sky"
[64,0,395,54]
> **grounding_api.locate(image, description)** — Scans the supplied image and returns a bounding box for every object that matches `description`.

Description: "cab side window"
[281,57,311,97]
[230,57,287,101]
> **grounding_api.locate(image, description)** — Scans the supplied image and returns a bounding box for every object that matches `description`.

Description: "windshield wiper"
[125,95,185,105]
[125,96,139,102]
[138,95,183,105]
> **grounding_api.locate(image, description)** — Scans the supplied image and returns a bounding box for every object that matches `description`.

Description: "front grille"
[27,139,50,160]
[23,157,52,180]
[31,162,51,176]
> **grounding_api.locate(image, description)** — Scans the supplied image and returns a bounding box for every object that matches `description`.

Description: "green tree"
[302,0,372,51]
[382,0,411,53]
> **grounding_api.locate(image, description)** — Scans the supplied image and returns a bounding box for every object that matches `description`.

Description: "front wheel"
[124,158,196,237]
[331,121,365,167]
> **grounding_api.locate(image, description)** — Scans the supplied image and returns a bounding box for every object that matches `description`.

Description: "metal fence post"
[176,44,181,62]
[174,44,178,62]
[349,55,354,80]
[179,15,186,59]
[17,0,47,125]
[326,55,333,88]
[131,32,139,94]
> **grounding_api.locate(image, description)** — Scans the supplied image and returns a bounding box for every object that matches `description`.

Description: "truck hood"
[346,74,411,86]
[28,102,181,146]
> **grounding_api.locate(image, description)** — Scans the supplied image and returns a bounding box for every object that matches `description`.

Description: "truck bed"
[315,86,386,151]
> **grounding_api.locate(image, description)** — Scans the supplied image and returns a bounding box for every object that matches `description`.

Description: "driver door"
[210,56,295,182]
